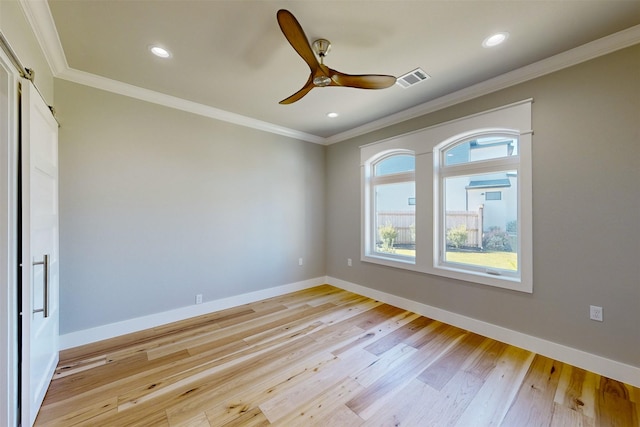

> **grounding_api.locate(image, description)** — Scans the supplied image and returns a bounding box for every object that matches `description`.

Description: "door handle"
[32,254,50,318]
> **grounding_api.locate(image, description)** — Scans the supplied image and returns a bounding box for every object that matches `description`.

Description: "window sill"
[361,253,532,293]
[361,253,419,272]
[428,263,532,293]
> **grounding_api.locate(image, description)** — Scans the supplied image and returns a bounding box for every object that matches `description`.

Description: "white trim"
[325,24,640,144]
[19,0,640,145]
[18,0,68,75]
[59,277,324,350]
[0,47,19,427]
[361,149,416,268]
[58,274,640,387]
[56,68,325,144]
[327,276,640,388]
[17,0,324,145]
[360,101,533,292]
[358,99,534,151]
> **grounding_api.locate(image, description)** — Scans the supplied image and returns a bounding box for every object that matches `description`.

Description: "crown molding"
[20,0,640,146]
[325,23,640,145]
[56,67,325,144]
[18,0,325,144]
[19,0,68,74]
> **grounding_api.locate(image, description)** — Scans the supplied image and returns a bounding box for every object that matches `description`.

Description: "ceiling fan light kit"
[312,38,331,59]
[276,9,396,104]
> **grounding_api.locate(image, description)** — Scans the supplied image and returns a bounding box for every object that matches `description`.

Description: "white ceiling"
[30,1,640,143]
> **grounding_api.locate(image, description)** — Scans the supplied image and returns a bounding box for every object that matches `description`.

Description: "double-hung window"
[361,100,533,292]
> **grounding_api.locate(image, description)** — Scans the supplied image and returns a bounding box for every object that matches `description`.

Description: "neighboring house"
[445,137,518,246]
[466,174,517,233]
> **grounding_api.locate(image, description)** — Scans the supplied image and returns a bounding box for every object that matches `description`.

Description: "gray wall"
[55,79,325,334]
[326,45,640,367]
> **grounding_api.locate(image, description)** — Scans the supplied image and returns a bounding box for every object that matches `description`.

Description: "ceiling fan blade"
[279,75,315,104]
[277,9,320,71]
[276,9,396,103]
[330,69,397,89]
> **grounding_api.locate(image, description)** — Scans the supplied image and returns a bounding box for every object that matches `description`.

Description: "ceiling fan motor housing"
[313,75,332,87]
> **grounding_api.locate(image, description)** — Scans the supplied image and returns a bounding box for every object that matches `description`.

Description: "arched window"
[363,151,416,263]
[436,133,521,280]
[360,100,532,292]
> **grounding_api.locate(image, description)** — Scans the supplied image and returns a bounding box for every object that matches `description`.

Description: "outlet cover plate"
[589,305,603,321]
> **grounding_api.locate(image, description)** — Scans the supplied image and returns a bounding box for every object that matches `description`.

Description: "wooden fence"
[445,209,483,248]
[377,212,415,246]
[378,207,483,247]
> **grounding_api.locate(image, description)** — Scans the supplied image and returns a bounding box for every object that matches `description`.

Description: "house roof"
[466,179,512,190]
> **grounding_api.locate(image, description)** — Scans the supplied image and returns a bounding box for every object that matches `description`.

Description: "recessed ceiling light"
[150,45,171,58]
[482,32,509,48]
[327,112,339,118]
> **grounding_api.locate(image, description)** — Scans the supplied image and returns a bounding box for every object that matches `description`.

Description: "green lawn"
[390,248,517,271]
[446,250,517,271]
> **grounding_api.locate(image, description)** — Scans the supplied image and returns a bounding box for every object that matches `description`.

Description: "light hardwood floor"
[35,285,639,426]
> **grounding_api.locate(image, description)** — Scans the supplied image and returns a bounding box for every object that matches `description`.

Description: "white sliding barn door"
[0,46,19,427]
[20,80,59,427]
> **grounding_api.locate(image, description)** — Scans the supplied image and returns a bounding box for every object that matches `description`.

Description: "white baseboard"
[59,275,639,388]
[59,277,324,350]
[327,276,640,388]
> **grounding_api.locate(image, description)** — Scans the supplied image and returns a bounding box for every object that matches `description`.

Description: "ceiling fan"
[276,9,397,104]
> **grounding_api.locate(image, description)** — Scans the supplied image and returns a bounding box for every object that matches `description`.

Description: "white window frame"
[362,149,416,268]
[434,131,524,287]
[361,99,533,292]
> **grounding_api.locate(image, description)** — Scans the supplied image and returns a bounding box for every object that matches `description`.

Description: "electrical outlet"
[347,258,352,267]
[195,294,203,305]
[589,305,603,322]
[298,257,303,266]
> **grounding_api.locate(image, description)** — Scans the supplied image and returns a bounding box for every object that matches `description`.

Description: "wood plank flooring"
[35,285,639,426]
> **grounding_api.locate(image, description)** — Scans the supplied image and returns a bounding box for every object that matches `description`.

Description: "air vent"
[396,68,430,88]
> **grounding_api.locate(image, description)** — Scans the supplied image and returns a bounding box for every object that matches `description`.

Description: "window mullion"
[440,159,519,178]
[372,172,415,185]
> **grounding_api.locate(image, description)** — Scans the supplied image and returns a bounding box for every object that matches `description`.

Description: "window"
[363,151,416,264]
[485,191,502,201]
[361,100,532,292]
[438,134,519,278]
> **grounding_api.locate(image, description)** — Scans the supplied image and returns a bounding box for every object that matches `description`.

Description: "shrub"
[483,226,512,251]
[506,220,517,233]
[446,225,468,249]
[378,222,398,253]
